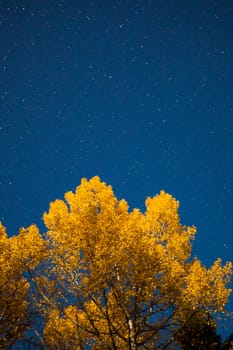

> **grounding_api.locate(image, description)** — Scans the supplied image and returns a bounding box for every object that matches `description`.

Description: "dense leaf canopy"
[0,176,232,349]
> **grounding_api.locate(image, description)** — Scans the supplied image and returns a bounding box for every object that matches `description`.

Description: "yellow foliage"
[0,222,44,348]
[0,177,232,349]
[39,177,232,349]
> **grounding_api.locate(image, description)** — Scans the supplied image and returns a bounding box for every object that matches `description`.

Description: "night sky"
[0,0,233,318]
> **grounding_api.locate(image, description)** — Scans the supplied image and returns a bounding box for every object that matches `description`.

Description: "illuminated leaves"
[0,222,44,348]
[0,177,232,349]
[39,177,232,349]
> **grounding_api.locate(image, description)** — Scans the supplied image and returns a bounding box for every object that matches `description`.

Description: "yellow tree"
[30,176,232,349]
[0,222,44,349]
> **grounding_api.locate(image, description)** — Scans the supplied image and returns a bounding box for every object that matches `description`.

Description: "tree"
[175,310,222,349]
[27,176,232,349]
[0,223,44,349]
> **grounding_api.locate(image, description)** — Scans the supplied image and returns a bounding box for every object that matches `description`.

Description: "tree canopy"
[0,176,232,349]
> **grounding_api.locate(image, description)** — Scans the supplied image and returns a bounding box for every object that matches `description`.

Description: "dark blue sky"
[0,0,232,313]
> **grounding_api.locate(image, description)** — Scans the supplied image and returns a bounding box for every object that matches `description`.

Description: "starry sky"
[0,0,233,314]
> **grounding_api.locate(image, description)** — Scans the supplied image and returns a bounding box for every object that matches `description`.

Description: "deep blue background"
[0,0,233,330]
